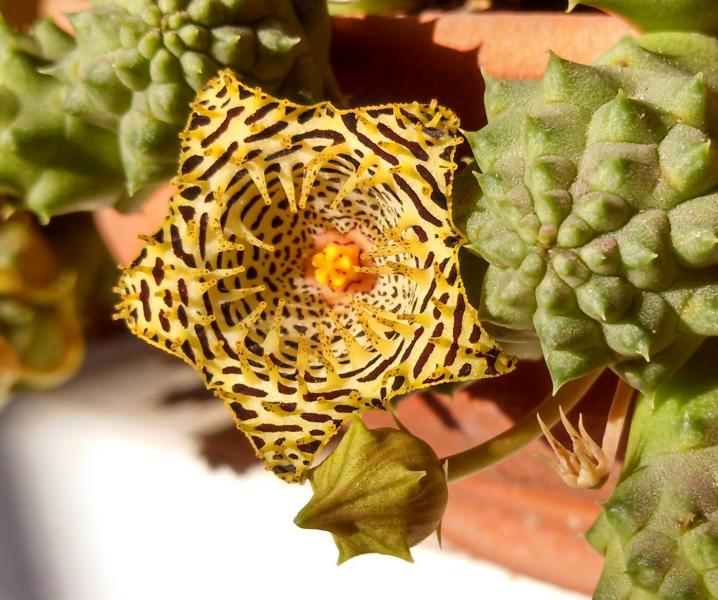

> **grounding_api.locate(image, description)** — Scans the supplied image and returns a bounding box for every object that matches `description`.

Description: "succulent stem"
[568,0,718,35]
[444,368,603,482]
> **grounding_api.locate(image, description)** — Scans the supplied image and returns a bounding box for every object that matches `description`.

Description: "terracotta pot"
[1,0,40,29]
[88,10,634,595]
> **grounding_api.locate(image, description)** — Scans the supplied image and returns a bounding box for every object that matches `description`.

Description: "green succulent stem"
[444,368,603,482]
[0,1,337,218]
[463,31,718,394]
[569,0,718,35]
[588,341,718,598]
[327,0,422,15]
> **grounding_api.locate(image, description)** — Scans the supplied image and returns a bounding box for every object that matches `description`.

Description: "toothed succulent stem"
[588,339,718,599]
[0,18,129,220]
[0,0,337,217]
[569,0,718,36]
[461,32,718,393]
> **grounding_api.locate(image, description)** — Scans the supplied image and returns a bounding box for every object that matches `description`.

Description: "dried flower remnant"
[538,377,635,489]
[117,70,515,481]
[538,408,607,488]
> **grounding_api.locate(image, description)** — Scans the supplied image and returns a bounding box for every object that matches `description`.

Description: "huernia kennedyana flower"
[116,70,515,481]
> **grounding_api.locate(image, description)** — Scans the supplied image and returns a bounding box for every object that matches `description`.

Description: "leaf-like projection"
[117,70,515,481]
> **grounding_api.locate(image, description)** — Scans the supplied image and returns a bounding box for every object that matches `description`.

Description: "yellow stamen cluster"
[311,243,361,291]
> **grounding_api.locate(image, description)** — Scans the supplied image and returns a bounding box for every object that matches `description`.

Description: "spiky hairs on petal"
[462,32,718,392]
[117,70,515,481]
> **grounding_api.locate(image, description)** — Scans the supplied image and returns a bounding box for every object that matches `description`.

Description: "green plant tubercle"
[459,31,718,393]
[588,338,718,599]
[0,0,339,218]
[569,0,718,36]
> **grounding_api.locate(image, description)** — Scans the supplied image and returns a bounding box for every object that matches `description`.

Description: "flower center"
[306,231,377,304]
[311,243,362,291]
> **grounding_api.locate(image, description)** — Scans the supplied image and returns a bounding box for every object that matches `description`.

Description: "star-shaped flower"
[116,70,515,481]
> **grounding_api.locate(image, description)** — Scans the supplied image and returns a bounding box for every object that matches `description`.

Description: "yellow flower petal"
[116,70,515,481]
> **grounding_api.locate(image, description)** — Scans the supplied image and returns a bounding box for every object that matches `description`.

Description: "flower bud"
[0,213,84,404]
[294,417,448,563]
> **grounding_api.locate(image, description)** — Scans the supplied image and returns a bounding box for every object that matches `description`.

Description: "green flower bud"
[294,418,448,563]
[0,213,84,406]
